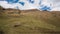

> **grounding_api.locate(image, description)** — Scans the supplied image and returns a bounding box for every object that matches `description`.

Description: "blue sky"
[6,0,19,4]
[0,0,60,11]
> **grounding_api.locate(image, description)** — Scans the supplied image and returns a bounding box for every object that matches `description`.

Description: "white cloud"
[0,0,60,11]
[0,0,37,10]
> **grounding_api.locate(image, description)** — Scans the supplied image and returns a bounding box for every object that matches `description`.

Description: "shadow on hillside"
[0,30,4,34]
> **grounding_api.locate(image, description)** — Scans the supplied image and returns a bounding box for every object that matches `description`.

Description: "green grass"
[0,11,60,34]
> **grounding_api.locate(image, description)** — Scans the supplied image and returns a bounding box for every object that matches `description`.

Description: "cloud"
[0,0,37,10]
[0,0,60,11]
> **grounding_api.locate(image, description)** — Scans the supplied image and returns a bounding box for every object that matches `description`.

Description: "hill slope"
[0,8,60,34]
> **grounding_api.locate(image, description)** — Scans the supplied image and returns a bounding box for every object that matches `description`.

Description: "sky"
[0,0,60,11]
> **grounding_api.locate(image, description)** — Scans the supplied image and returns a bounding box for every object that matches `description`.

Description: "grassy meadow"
[0,10,60,34]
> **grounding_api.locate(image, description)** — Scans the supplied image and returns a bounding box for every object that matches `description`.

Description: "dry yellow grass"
[0,8,60,34]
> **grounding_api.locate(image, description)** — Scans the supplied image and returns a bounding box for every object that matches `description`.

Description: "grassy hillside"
[0,8,60,34]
